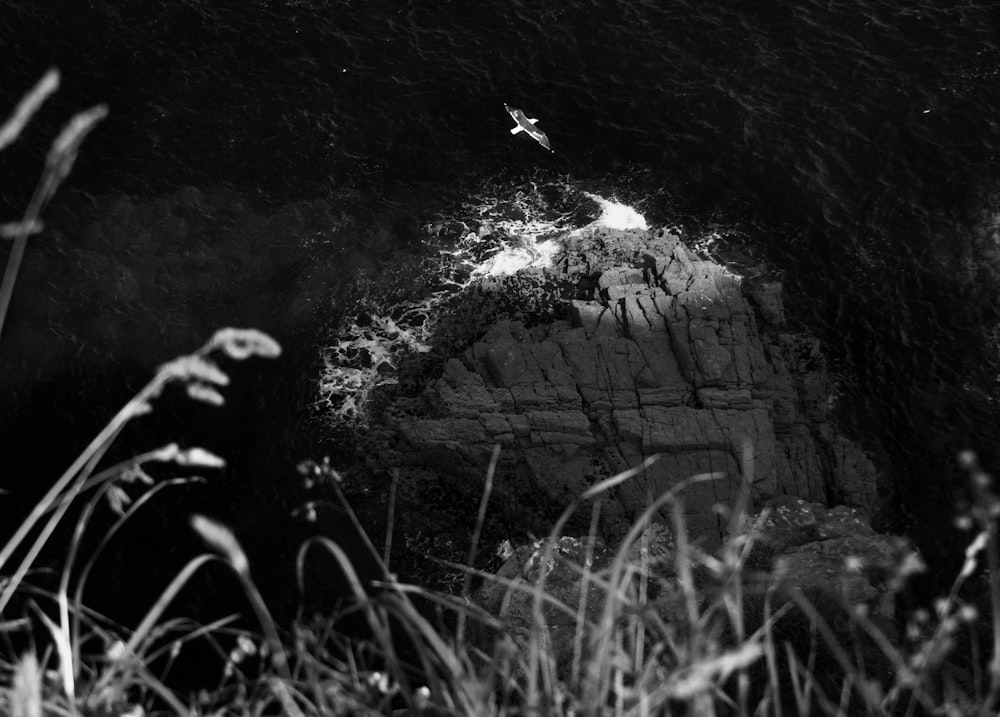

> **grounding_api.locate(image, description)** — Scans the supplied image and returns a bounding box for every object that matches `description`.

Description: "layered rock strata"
[376,226,878,550]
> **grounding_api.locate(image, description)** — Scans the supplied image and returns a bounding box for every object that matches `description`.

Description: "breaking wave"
[315,177,654,425]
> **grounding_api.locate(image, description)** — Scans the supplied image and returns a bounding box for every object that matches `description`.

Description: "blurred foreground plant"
[0,328,281,716]
[0,69,108,343]
[5,396,1000,715]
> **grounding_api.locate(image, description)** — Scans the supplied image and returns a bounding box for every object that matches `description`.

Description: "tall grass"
[268,443,999,717]
[4,368,995,716]
[0,69,107,343]
[0,328,282,716]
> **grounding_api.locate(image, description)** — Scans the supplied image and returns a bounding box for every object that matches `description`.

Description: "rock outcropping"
[374,227,879,552]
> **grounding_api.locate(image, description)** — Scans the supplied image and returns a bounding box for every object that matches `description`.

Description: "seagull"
[505,103,552,152]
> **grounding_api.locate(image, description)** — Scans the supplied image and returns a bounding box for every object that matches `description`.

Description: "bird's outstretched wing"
[504,103,553,152]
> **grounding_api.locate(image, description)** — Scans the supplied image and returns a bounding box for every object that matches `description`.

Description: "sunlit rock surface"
[373,226,879,550]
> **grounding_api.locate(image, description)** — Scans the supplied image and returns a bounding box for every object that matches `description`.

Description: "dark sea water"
[3,0,1000,629]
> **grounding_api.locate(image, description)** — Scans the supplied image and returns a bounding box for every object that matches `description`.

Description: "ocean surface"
[3,0,1000,616]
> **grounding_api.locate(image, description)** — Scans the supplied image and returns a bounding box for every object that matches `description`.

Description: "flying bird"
[505,103,552,152]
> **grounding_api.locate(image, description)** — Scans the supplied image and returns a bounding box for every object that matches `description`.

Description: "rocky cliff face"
[367,225,882,558]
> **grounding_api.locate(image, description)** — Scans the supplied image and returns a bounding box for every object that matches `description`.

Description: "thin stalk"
[456,443,499,645]
[571,497,603,693]
[980,517,1000,717]
[0,102,107,343]
[384,469,398,571]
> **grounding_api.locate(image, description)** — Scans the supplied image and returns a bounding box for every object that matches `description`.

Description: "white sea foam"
[316,299,437,423]
[316,180,654,426]
[582,191,648,230]
[472,237,561,277]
